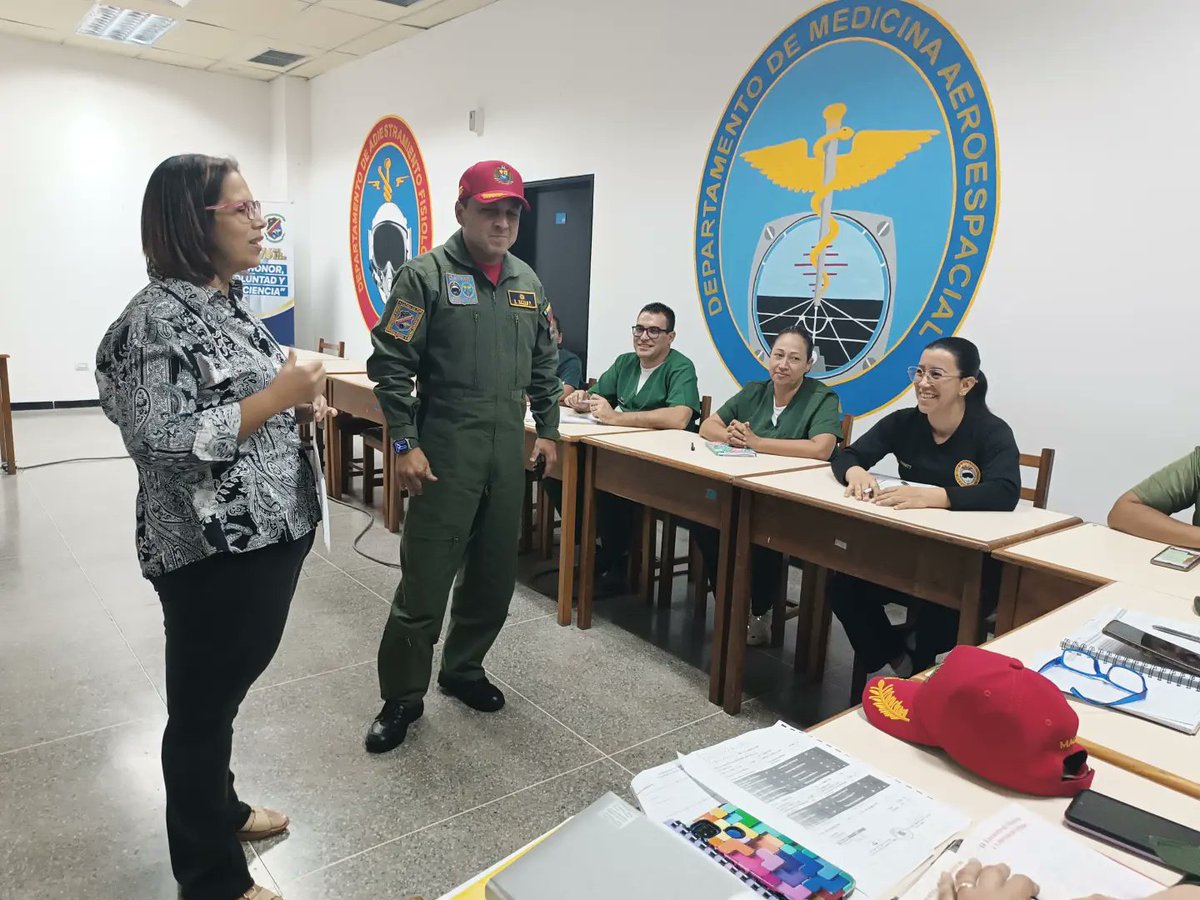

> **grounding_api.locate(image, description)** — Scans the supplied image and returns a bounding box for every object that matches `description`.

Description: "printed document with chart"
[679,722,969,900]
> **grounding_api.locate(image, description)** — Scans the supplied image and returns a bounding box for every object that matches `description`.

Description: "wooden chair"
[317,337,345,358]
[840,444,1058,704]
[0,354,14,475]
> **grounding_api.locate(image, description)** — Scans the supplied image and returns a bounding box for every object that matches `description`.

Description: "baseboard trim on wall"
[12,399,102,411]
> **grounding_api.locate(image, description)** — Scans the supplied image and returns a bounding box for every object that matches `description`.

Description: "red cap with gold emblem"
[862,645,1094,797]
[457,160,530,210]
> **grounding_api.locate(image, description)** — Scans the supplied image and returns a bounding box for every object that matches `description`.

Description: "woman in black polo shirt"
[830,336,1019,676]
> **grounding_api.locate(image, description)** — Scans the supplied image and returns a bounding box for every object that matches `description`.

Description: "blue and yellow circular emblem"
[695,0,999,416]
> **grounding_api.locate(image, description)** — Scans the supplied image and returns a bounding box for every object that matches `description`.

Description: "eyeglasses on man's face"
[632,325,668,339]
[1038,649,1148,708]
[206,199,263,221]
[907,366,963,385]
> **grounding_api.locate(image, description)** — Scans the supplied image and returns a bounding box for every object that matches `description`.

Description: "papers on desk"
[524,410,600,426]
[672,722,969,900]
[897,804,1163,900]
[1036,607,1200,734]
[631,759,718,825]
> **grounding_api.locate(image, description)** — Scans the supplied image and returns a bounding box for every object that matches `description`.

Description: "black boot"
[364,699,424,753]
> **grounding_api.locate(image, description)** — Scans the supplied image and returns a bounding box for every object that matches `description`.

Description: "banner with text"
[243,202,295,344]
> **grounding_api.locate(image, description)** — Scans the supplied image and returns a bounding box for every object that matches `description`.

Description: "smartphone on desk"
[1151,546,1200,571]
[1102,620,1200,677]
[1064,790,1200,868]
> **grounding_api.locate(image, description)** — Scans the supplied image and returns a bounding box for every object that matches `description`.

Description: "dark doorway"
[511,175,594,378]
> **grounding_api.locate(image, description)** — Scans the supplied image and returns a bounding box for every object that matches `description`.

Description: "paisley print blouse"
[96,275,320,578]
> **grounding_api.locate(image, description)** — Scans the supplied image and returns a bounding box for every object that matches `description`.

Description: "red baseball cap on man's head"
[862,645,1095,797]
[458,160,530,210]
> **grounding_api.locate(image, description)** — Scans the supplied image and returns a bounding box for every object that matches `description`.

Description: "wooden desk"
[0,353,13,475]
[994,522,1200,632]
[724,468,1080,713]
[325,374,385,517]
[522,419,648,627]
[811,708,1197,886]
[983,580,1198,781]
[285,346,369,375]
[577,429,828,704]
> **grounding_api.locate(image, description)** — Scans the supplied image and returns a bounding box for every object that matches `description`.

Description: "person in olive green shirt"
[558,302,701,587]
[1108,447,1200,549]
[694,327,843,645]
[364,160,560,754]
[550,315,583,401]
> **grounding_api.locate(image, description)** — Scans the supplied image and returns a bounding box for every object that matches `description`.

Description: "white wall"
[299,0,1197,525]
[0,35,274,404]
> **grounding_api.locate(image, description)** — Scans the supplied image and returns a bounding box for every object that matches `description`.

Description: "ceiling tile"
[139,46,214,69]
[317,0,435,22]
[184,0,308,33]
[224,34,323,70]
[335,20,417,55]
[64,33,146,56]
[152,19,242,58]
[257,4,379,50]
[208,60,278,80]
[0,0,91,30]
[400,0,493,29]
[287,49,355,78]
[0,17,63,42]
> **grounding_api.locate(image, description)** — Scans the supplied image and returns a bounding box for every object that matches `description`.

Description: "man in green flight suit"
[365,160,560,753]
[562,302,701,588]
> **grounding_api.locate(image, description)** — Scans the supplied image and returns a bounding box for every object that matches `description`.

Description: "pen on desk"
[1153,624,1200,643]
[691,442,695,451]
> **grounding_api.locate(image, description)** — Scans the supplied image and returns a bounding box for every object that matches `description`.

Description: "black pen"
[691,442,696,451]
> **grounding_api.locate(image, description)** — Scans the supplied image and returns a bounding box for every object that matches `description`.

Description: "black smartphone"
[1064,790,1200,866]
[1103,620,1200,677]
[1150,546,1200,571]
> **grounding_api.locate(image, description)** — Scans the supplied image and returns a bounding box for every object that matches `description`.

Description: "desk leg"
[638,507,655,603]
[657,515,676,609]
[805,565,830,680]
[576,446,598,630]
[708,487,738,707]
[721,491,753,713]
[325,408,342,498]
[556,443,578,627]
[0,357,14,475]
[956,555,986,645]
[994,563,1021,635]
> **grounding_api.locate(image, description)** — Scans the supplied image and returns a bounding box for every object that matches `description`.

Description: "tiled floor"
[0,409,857,899]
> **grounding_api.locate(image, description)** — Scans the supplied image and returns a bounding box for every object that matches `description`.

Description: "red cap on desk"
[862,645,1095,797]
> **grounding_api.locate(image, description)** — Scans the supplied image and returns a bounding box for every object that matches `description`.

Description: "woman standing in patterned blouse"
[96,155,329,900]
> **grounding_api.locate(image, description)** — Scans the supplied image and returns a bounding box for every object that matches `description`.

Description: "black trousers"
[690,524,784,616]
[150,531,313,900]
[542,477,636,571]
[827,573,959,672]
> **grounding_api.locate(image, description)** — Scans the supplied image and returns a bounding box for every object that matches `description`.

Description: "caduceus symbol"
[742,103,938,305]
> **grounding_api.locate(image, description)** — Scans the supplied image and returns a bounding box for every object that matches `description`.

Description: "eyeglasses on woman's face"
[906,366,963,385]
[206,199,262,221]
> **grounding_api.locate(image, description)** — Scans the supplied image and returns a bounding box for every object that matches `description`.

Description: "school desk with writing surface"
[576,429,827,704]
[994,522,1200,633]
[982,580,1199,786]
[324,373,394,520]
[285,346,369,375]
[522,420,648,627]
[811,704,1197,887]
[722,467,1080,713]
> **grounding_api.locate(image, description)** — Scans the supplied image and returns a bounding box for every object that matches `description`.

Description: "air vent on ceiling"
[76,3,177,45]
[248,49,307,68]
[378,0,424,7]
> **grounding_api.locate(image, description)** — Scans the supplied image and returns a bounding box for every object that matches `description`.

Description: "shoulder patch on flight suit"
[508,289,537,310]
[446,273,478,305]
[384,299,423,342]
[541,300,554,323]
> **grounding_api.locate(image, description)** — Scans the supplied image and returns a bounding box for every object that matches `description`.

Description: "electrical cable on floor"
[10,453,402,570]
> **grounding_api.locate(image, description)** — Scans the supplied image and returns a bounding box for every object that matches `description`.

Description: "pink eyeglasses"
[205,199,262,221]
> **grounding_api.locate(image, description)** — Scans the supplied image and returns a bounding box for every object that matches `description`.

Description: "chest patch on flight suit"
[508,289,537,310]
[446,274,478,305]
[384,299,423,342]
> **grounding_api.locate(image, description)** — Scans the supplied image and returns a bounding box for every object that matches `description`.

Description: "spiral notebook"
[1046,607,1200,733]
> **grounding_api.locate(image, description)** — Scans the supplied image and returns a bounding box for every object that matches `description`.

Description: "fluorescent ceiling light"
[76,3,178,46]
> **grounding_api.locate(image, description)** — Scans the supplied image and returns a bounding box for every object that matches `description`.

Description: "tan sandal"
[235,806,289,841]
[238,886,282,900]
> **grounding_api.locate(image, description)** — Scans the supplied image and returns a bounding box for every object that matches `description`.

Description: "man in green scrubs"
[365,160,560,753]
[551,315,583,401]
[1108,447,1200,548]
[562,302,701,586]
